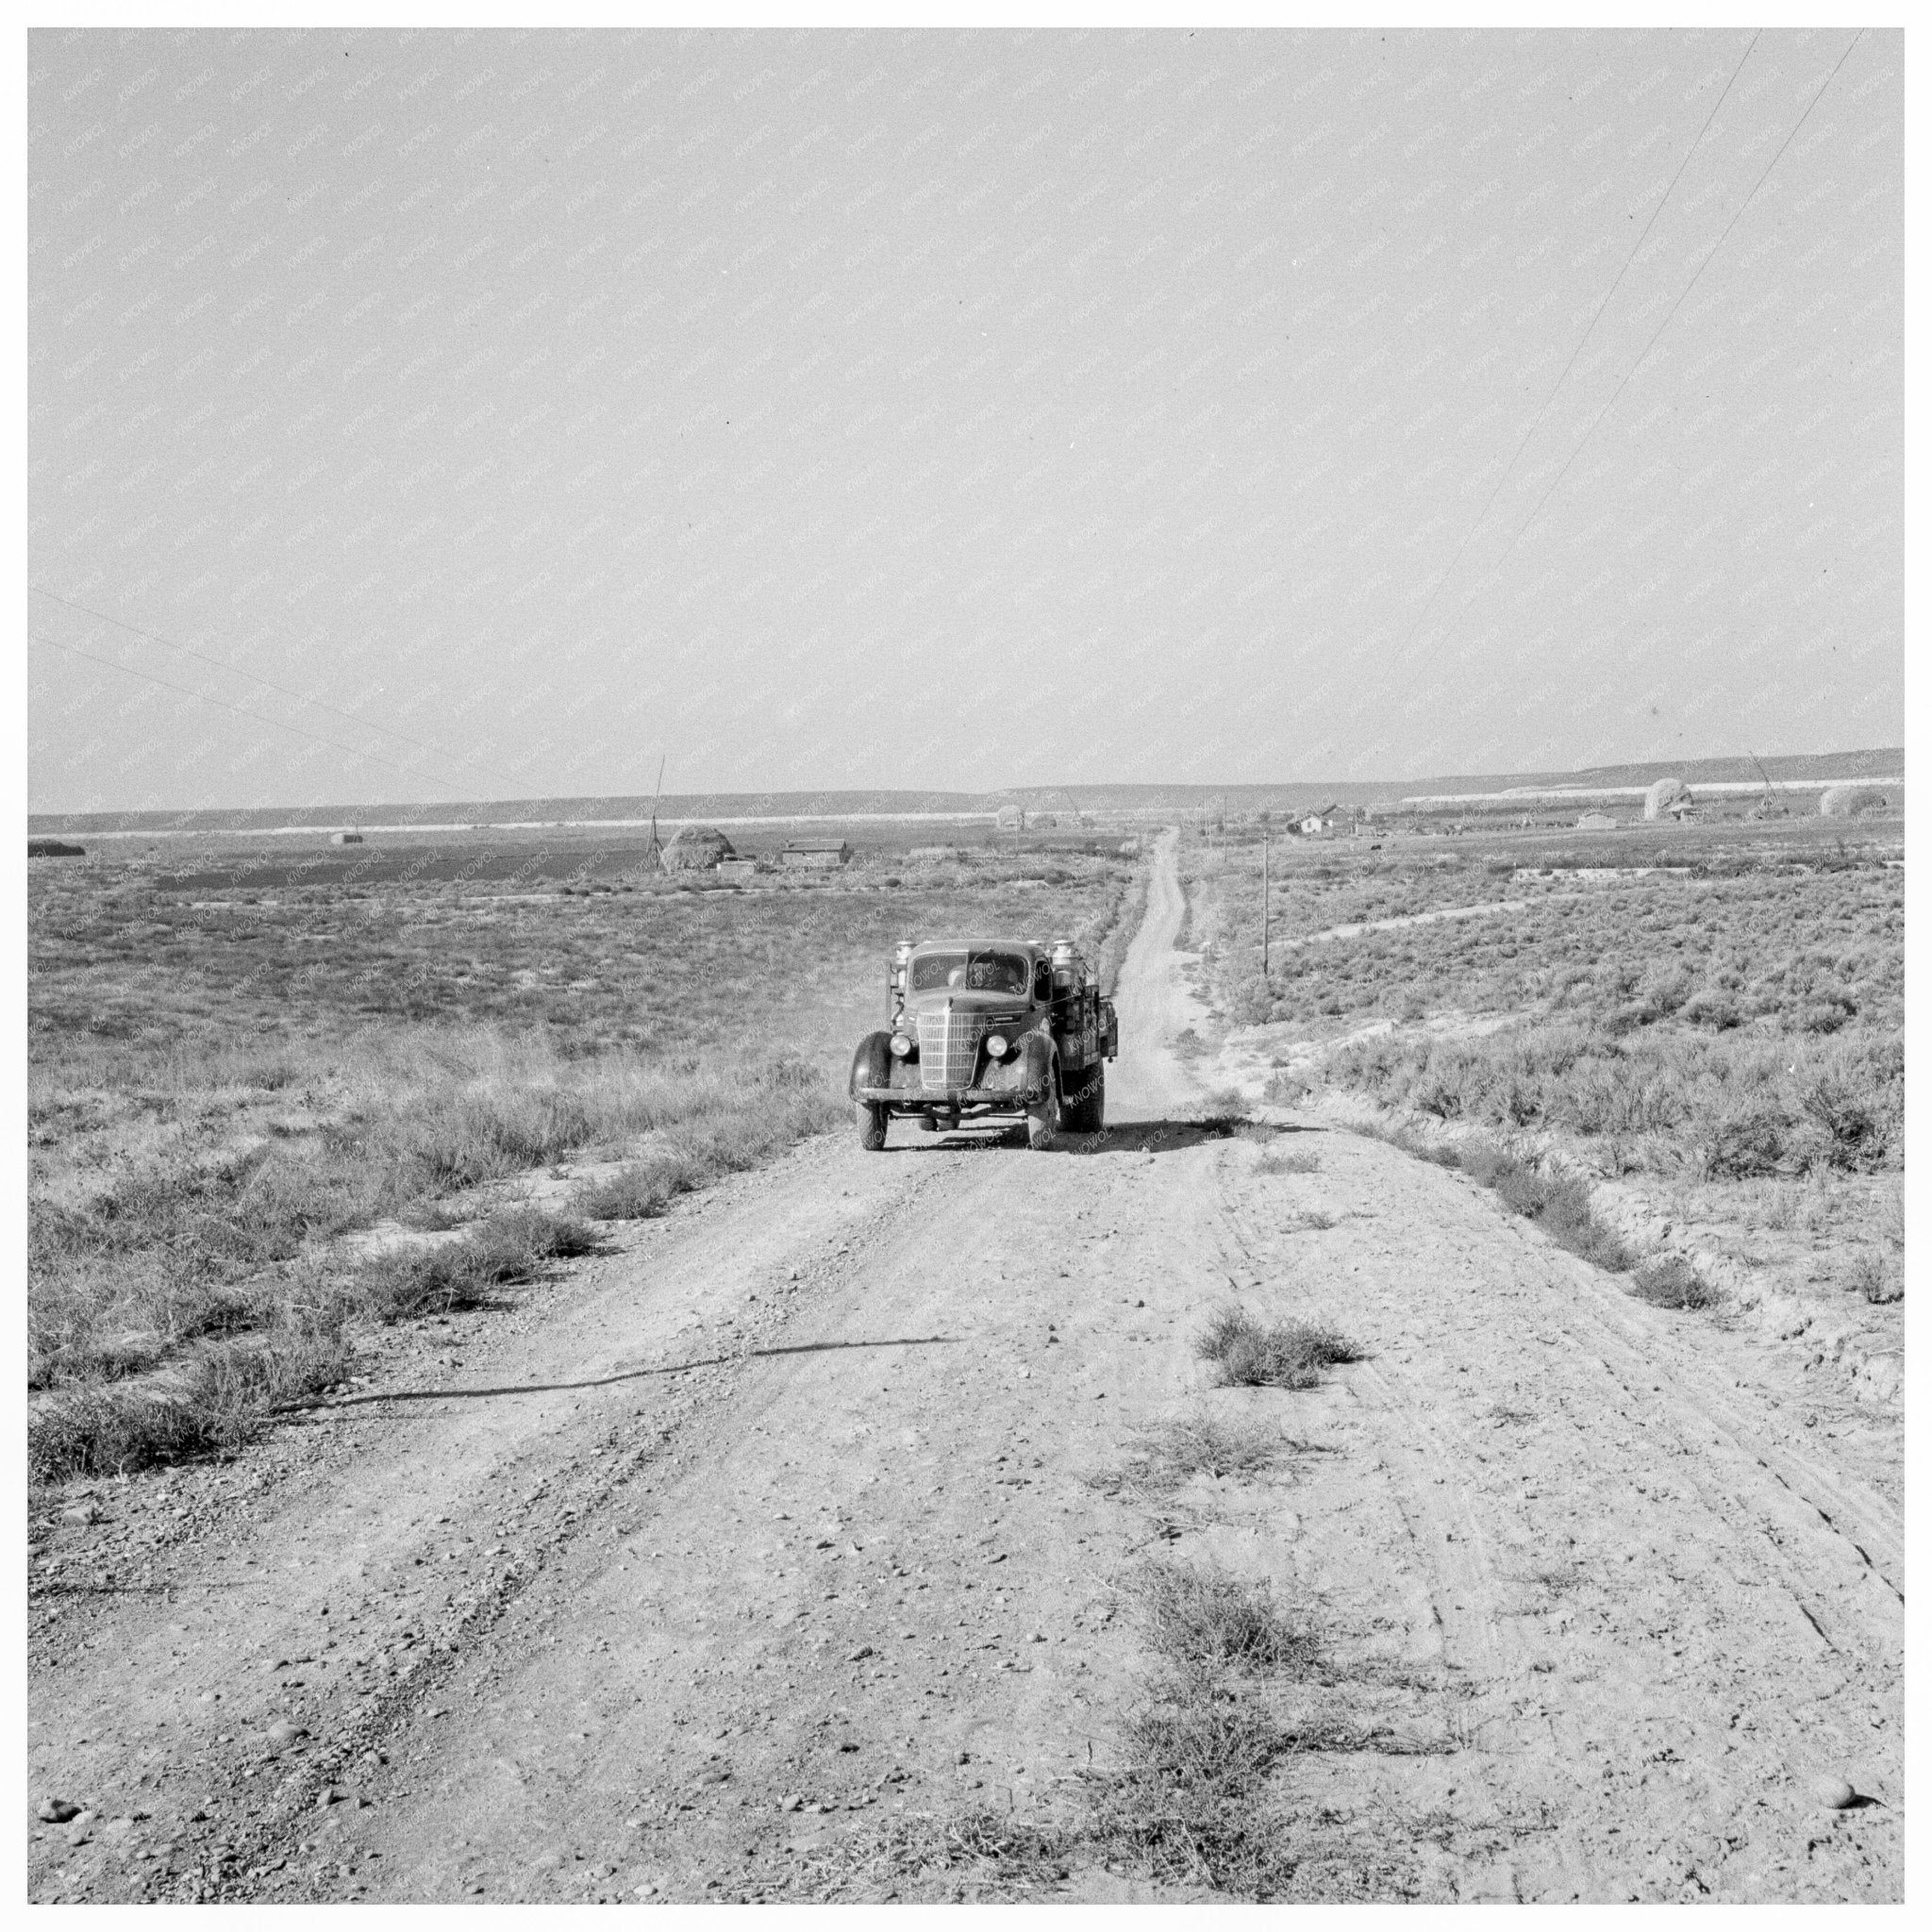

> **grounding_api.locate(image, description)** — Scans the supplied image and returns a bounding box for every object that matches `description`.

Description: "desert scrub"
[1627,1254,1723,1311]
[1327,1025,1902,1180]
[1195,1308,1361,1389]
[1181,832,1901,1042]
[26,1041,841,1392]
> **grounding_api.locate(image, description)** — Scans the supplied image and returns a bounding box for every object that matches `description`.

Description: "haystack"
[660,824,736,871]
[1819,785,1889,818]
[1643,778,1693,821]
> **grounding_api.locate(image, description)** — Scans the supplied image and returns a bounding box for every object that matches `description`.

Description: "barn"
[780,841,852,870]
[1576,811,1619,830]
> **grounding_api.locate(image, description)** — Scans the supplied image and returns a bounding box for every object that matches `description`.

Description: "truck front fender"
[1017,1030,1058,1103]
[849,1031,893,1102]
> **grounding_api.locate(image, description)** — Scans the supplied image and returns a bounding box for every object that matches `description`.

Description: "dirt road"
[28,833,1903,1902]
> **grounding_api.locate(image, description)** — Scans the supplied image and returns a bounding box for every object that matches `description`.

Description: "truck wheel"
[1063,1064,1105,1133]
[850,1030,892,1152]
[1025,1078,1061,1150]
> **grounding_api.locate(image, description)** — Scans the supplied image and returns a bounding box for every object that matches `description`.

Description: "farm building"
[1642,779,1695,821]
[329,830,365,845]
[714,858,760,883]
[27,839,84,858]
[1576,811,1619,830]
[780,841,852,869]
[1819,785,1890,817]
[660,824,737,871]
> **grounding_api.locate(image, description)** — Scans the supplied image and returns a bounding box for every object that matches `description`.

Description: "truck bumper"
[855,1083,1044,1110]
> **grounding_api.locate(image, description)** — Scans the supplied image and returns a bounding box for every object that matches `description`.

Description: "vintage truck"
[848,937,1119,1150]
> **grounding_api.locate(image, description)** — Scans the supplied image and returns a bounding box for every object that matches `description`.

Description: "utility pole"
[1260,821,1271,982]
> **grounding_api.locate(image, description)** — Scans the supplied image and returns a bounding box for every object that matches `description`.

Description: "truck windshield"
[910,949,1029,994]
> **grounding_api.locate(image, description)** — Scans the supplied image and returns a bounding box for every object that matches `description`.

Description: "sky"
[27,26,1903,813]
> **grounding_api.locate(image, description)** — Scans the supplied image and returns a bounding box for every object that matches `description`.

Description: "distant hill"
[29,751,1901,836]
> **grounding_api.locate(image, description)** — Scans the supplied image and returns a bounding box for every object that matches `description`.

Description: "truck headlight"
[984,1033,1008,1058]
[890,1033,912,1058]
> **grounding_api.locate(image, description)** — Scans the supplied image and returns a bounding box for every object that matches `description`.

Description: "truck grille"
[917,1006,985,1091]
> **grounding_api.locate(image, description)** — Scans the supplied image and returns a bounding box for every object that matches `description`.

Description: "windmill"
[1748,752,1786,820]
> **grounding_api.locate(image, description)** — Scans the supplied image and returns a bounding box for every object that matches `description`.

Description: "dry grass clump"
[570,1076,844,1219]
[352,1208,599,1321]
[1124,1561,1319,1676]
[1254,1146,1320,1175]
[1845,1250,1903,1305]
[1092,1412,1291,1498]
[29,1206,594,1475]
[570,1158,692,1221]
[1626,1254,1723,1311]
[27,1142,375,1391]
[833,1808,1076,1903]
[1121,1685,1291,1797]
[29,1326,351,1482]
[863,1574,1341,1897]
[347,1040,843,1195]
[1083,1679,1307,1898]
[1194,1308,1361,1389]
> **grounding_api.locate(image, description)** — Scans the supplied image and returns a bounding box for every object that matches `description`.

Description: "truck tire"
[1062,1062,1105,1134]
[857,1102,888,1151]
[1025,1074,1061,1150]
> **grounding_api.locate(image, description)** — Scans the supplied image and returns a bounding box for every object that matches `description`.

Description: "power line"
[1441,29,1865,633]
[32,631,466,790]
[1393,29,1760,663]
[28,583,494,787]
